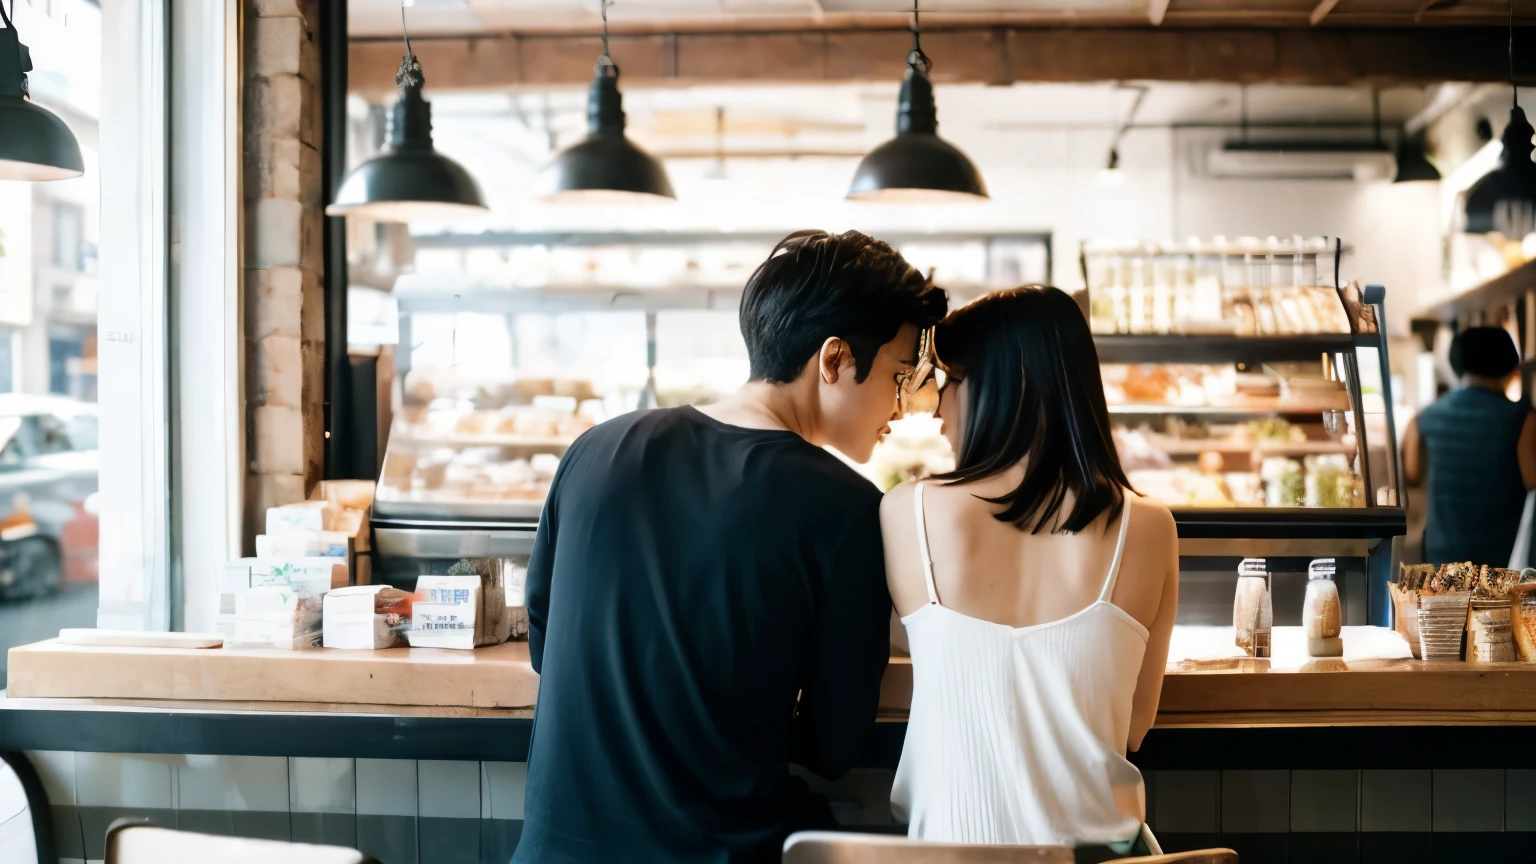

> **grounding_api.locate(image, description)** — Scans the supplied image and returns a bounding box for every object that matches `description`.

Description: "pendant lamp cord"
[396,0,422,90]
[908,0,930,73]
[1512,0,1518,109]
[1,0,14,32]
[1371,88,1382,147]
[597,0,616,75]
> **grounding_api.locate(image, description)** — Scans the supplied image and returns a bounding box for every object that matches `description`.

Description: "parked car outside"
[0,394,99,602]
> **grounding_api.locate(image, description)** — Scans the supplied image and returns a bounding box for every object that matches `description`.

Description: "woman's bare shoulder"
[1125,492,1176,547]
[879,479,918,523]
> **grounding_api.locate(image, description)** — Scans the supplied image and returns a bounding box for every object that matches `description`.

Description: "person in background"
[882,286,1178,861]
[1403,326,1536,566]
[513,230,947,864]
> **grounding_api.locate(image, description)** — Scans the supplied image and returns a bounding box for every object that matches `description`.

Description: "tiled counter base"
[17,751,1536,864]
[22,751,525,864]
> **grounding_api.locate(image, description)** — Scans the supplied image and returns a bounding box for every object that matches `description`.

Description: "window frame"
[96,0,241,632]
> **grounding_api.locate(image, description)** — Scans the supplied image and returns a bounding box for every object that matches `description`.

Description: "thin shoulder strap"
[1097,498,1134,604]
[913,482,940,606]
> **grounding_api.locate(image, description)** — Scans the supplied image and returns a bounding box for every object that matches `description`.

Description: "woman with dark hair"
[881,286,1179,858]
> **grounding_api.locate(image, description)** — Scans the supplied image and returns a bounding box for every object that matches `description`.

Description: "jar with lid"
[1234,557,1273,658]
[1304,558,1343,657]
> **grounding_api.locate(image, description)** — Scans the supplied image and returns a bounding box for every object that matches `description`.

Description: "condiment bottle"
[1234,557,1273,658]
[1305,558,1343,657]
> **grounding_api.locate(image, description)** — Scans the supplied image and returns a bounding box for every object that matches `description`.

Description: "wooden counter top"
[10,625,1536,727]
[4,639,540,709]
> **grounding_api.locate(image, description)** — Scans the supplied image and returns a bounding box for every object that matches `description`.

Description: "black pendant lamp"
[846,0,987,203]
[0,8,83,182]
[1393,130,1441,184]
[1463,0,1536,234]
[533,0,674,204]
[327,3,487,222]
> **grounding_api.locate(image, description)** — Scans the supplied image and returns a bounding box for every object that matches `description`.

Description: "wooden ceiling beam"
[349,27,1536,96]
[1310,0,1343,27]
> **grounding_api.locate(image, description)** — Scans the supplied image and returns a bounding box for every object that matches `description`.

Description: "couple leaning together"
[511,230,1180,864]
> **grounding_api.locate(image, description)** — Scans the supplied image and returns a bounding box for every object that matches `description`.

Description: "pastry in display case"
[378,369,603,522]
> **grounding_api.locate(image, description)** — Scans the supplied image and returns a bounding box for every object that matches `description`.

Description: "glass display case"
[1082,238,1405,629]
[371,231,1052,587]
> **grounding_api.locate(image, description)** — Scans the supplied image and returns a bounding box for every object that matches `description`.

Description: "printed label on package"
[413,603,473,631]
[424,588,472,604]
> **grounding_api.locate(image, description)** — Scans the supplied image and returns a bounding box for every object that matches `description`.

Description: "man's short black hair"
[1451,326,1520,379]
[738,230,947,384]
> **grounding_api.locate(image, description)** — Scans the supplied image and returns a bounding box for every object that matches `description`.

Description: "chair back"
[782,831,1075,864]
[104,820,378,864]
[1104,850,1239,864]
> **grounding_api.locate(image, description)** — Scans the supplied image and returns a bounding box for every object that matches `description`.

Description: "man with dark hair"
[1404,325,1536,565]
[512,230,946,864]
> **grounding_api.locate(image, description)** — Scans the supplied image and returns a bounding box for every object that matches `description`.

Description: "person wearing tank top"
[881,287,1180,860]
[1402,326,1536,567]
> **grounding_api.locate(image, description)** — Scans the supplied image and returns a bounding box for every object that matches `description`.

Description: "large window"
[0,0,106,687]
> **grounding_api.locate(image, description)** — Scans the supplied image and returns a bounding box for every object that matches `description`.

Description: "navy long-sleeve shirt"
[512,406,891,864]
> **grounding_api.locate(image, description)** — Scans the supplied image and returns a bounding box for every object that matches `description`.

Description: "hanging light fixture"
[1098,85,1146,188]
[0,6,83,182]
[846,0,987,202]
[1393,130,1441,183]
[533,0,675,204]
[327,1,487,222]
[1462,0,1536,234]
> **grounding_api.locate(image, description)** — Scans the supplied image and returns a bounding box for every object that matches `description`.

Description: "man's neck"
[1465,375,1509,393]
[696,380,821,443]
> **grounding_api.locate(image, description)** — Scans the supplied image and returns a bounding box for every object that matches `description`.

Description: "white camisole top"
[891,482,1150,847]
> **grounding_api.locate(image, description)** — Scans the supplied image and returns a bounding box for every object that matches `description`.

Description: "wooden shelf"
[1418,257,1536,322]
[1108,403,1349,417]
[1095,333,1358,365]
[1141,438,1355,457]
[395,432,576,450]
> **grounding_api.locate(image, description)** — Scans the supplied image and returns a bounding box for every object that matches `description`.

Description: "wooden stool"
[104,820,379,864]
[783,830,1075,863]
[1104,850,1239,864]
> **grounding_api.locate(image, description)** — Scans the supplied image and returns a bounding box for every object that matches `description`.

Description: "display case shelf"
[1140,438,1357,457]
[1094,334,1361,365]
[1108,403,1348,418]
[1170,507,1406,540]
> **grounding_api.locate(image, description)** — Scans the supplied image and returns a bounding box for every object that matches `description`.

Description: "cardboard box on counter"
[214,557,347,638]
[408,575,482,650]
[230,585,323,650]
[323,585,412,649]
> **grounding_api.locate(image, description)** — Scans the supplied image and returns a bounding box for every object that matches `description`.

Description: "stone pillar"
[243,0,325,550]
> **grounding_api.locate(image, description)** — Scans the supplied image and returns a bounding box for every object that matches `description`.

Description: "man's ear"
[818,337,848,385]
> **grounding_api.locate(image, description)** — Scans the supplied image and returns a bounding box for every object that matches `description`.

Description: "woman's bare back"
[880,469,1179,750]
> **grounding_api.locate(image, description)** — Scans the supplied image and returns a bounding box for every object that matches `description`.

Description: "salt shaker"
[1304,558,1343,657]
[1234,557,1273,658]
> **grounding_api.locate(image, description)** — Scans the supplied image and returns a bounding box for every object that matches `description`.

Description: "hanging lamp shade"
[0,27,83,182]
[847,53,987,203]
[1463,105,1536,234]
[1393,130,1440,183]
[327,54,487,222]
[533,60,675,204]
